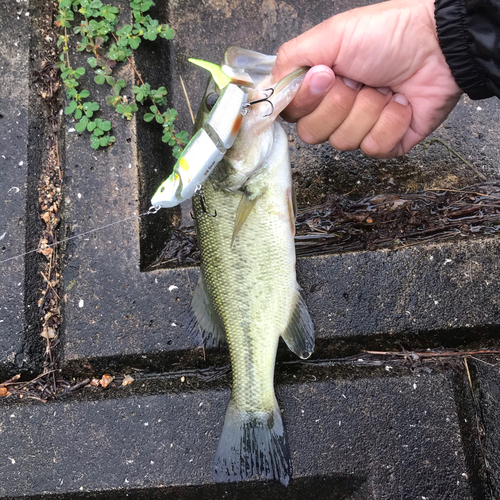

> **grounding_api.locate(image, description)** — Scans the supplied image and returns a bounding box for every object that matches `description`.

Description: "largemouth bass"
[187,47,315,485]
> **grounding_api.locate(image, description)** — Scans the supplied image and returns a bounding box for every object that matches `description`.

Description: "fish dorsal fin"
[281,290,315,359]
[185,275,226,348]
[231,194,260,247]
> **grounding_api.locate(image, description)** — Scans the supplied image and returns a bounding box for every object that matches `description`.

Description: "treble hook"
[241,87,275,117]
[190,184,217,220]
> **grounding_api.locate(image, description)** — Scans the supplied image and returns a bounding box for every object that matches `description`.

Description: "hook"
[241,87,275,117]
[190,184,217,220]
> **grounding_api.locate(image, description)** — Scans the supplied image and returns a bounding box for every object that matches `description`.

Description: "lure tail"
[213,398,291,486]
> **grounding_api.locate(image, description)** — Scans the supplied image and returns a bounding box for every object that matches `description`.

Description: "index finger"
[272,17,341,81]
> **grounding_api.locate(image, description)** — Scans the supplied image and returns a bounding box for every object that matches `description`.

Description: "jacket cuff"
[435,0,494,100]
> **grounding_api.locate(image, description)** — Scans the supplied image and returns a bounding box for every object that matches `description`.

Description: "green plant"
[56,0,188,156]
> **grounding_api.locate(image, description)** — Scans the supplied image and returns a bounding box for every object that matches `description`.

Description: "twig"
[425,138,487,180]
[464,356,473,391]
[364,349,500,357]
[112,33,144,85]
[469,355,499,367]
[67,378,91,392]
[0,374,21,387]
[41,271,60,299]
[5,370,58,388]
[427,188,500,200]
[56,136,62,181]
[455,202,500,209]
[26,395,48,403]
[179,75,195,125]
[64,25,70,67]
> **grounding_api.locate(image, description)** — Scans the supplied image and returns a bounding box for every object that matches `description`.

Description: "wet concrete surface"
[0,367,479,499]
[0,0,38,376]
[471,358,500,500]
[2,0,500,498]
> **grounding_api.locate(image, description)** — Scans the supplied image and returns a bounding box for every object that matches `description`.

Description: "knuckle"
[276,40,297,70]
[325,92,352,117]
[329,129,358,151]
[382,110,407,131]
[360,135,386,158]
[356,91,384,115]
[297,119,326,145]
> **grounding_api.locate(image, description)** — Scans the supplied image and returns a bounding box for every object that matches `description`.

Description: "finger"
[296,76,362,145]
[329,86,392,151]
[272,17,342,80]
[280,65,335,123]
[360,94,412,159]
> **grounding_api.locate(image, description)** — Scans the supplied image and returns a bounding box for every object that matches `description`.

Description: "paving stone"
[470,357,500,499]
[0,0,37,376]
[2,0,500,498]
[300,236,500,344]
[60,0,500,375]
[0,367,478,499]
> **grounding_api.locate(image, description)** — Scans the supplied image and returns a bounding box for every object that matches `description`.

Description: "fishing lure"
[151,59,252,209]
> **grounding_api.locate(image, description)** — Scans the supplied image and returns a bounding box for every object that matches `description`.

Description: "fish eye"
[206,92,219,110]
[160,187,165,193]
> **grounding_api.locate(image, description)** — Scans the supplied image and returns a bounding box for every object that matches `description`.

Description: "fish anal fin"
[282,291,315,359]
[186,275,226,348]
[231,194,260,247]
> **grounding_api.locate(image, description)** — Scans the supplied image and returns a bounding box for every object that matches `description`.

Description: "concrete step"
[0,366,480,499]
[1,0,500,498]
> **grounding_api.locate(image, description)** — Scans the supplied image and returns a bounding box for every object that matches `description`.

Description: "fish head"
[194,47,307,190]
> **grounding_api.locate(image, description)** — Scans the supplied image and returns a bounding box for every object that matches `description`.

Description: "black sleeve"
[435,0,500,99]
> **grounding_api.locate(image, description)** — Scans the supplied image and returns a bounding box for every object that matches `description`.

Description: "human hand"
[272,0,463,159]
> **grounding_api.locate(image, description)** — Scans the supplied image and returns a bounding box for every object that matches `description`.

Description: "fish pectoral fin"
[291,183,297,220]
[287,187,296,236]
[231,194,260,247]
[281,290,315,359]
[185,275,226,348]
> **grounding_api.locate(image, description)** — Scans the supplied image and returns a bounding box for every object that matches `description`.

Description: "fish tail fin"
[213,398,291,486]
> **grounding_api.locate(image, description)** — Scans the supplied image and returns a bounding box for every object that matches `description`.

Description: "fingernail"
[342,76,362,90]
[393,93,408,106]
[310,71,334,94]
[376,87,390,95]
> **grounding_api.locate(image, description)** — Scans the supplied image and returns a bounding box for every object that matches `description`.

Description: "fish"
[185,47,315,486]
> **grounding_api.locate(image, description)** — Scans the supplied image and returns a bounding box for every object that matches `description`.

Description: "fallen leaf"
[39,247,53,256]
[41,212,50,223]
[90,378,100,387]
[41,326,56,339]
[100,374,114,388]
[0,388,7,397]
[122,375,134,386]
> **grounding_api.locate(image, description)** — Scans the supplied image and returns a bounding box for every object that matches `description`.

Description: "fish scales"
[194,123,296,414]
[156,47,316,485]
